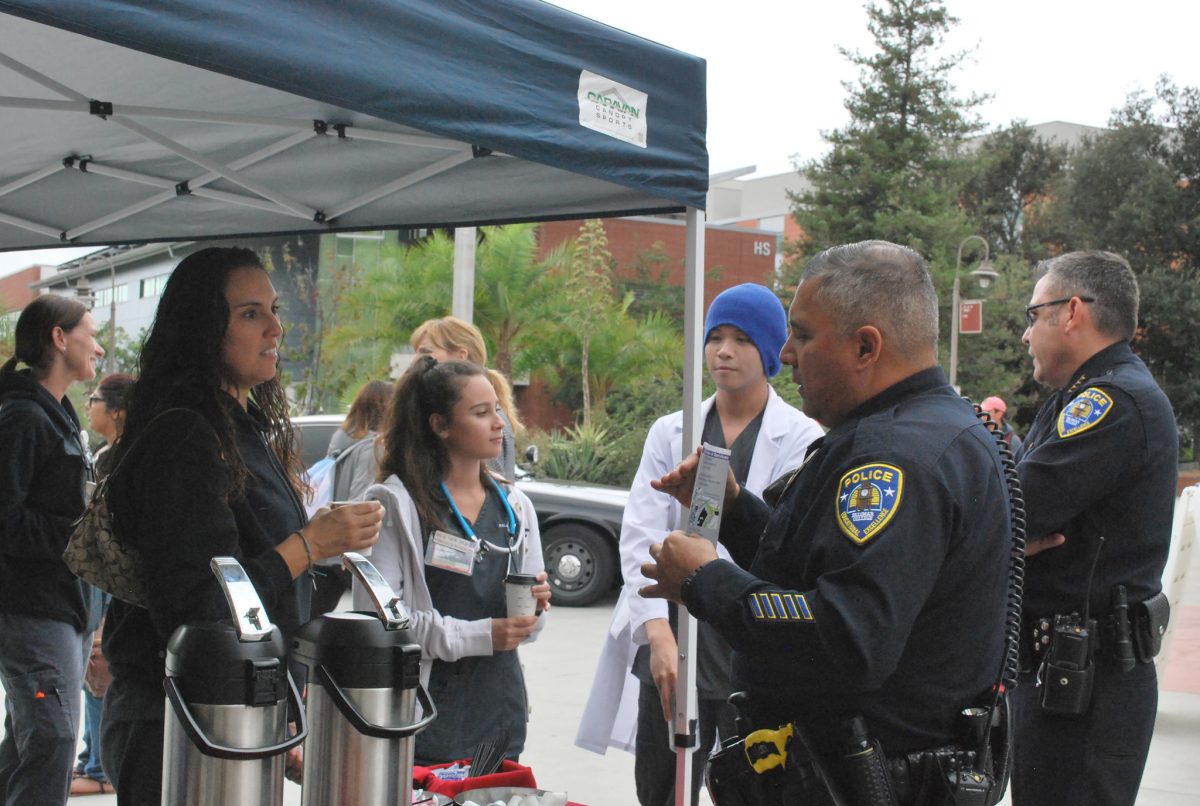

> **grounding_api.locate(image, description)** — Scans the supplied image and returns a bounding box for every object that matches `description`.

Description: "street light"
[73,275,96,309]
[949,235,997,390]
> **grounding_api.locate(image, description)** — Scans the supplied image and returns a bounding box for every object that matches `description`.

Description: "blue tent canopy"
[0,0,707,250]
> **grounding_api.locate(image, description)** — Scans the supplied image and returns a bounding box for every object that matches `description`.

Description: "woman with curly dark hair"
[99,247,382,803]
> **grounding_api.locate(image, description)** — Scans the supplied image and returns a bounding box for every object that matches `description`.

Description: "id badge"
[425,530,477,576]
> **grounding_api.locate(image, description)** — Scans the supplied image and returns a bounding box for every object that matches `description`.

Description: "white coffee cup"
[504,574,538,617]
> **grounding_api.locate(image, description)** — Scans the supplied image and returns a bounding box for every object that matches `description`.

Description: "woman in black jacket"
[0,294,104,806]
[99,247,382,803]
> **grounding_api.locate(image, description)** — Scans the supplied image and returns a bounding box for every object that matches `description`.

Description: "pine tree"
[788,0,984,265]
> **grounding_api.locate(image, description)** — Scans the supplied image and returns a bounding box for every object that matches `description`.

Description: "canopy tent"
[0,0,706,249]
[0,0,711,799]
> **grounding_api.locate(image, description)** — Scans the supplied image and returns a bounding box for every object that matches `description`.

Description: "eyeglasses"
[1024,296,1095,328]
[86,395,104,407]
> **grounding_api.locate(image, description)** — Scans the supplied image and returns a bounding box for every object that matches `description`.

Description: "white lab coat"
[352,474,547,688]
[574,388,822,753]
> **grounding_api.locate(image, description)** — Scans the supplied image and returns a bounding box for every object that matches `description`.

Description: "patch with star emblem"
[1056,387,1113,439]
[836,463,903,545]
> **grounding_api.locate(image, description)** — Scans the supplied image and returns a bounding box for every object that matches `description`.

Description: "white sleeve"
[352,483,492,662]
[619,417,680,643]
[771,411,824,481]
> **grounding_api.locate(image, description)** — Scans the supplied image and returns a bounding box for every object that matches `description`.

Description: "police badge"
[1057,387,1113,438]
[836,462,904,544]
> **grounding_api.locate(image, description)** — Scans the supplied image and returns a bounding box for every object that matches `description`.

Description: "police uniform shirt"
[1017,340,1177,620]
[682,367,1011,756]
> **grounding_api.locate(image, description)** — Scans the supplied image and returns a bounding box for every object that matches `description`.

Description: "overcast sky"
[3,0,1198,280]
[552,0,1200,175]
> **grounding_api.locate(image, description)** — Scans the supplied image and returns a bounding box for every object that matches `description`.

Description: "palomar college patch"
[1057,387,1113,438]
[836,463,903,545]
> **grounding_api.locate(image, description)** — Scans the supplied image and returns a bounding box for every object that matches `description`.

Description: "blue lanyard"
[439,476,519,550]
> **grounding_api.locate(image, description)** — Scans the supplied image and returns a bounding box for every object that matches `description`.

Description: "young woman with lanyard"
[353,356,550,765]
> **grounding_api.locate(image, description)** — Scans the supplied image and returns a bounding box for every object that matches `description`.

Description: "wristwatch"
[680,560,713,607]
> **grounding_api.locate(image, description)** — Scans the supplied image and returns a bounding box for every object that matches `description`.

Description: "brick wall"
[0,266,44,310]
[537,218,778,306]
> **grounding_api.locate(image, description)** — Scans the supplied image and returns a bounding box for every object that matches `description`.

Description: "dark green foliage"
[1030,79,1200,448]
[960,122,1068,260]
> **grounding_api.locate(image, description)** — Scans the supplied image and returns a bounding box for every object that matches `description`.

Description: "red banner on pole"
[959,300,982,334]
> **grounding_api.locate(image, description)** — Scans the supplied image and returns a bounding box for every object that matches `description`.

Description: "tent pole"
[452,226,477,322]
[675,205,705,806]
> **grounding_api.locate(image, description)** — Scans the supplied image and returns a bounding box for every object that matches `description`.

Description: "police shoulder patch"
[1056,387,1113,438]
[836,462,903,545]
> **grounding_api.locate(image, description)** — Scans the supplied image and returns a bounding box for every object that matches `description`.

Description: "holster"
[706,722,842,806]
[1133,590,1170,663]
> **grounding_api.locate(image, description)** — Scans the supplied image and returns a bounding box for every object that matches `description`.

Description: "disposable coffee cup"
[328,501,375,556]
[504,574,538,617]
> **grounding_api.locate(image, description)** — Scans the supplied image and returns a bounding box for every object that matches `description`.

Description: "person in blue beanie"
[576,283,822,806]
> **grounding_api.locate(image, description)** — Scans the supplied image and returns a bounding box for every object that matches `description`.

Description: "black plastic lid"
[292,612,421,689]
[165,622,288,706]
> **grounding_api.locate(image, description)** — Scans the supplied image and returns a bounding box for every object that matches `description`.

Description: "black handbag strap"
[92,406,201,499]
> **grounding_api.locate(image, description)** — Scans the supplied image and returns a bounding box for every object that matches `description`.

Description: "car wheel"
[541,523,616,607]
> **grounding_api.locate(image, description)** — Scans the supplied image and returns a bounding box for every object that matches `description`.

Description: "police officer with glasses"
[1012,251,1177,806]
[642,241,1013,806]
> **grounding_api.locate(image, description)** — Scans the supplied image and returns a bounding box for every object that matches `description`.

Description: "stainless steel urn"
[161,558,306,806]
[293,552,436,806]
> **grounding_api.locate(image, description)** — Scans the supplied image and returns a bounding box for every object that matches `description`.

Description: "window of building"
[95,284,129,307]
[140,273,170,299]
[334,232,386,264]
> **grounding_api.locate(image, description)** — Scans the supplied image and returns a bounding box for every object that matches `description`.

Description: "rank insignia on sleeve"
[748,591,812,622]
[836,463,904,545]
[1057,387,1113,438]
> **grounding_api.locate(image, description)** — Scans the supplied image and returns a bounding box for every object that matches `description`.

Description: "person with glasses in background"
[1012,251,1177,806]
[69,373,135,796]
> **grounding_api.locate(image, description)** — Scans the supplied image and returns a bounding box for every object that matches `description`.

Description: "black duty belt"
[1022,589,1169,672]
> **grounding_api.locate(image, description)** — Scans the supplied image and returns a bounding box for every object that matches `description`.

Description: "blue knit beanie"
[704,283,787,378]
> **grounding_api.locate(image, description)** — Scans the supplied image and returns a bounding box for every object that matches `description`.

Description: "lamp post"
[949,235,998,390]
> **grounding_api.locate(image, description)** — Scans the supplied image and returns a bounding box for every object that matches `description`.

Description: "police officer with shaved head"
[1012,251,1177,806]
[642,240,1013,805]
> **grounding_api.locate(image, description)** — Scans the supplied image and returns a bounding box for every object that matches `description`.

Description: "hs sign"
[753,241,772,257]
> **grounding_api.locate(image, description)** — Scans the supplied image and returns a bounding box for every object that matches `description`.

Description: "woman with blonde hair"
[410,316,522,480]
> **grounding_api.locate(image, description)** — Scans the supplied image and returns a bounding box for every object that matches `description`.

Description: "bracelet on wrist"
[294,530,315,577]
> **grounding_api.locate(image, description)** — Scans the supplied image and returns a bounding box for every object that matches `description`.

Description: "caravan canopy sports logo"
[578,70,648,148]
[836,462,904,545]
[585,90,641,120]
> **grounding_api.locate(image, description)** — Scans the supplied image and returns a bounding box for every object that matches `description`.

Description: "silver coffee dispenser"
[162,557,307,806]
[293,552,436,806]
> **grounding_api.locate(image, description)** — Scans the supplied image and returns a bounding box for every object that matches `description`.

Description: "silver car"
[292,415,627,606]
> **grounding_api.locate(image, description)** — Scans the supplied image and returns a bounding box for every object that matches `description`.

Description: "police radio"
[1038,536,1104,717]
[1039,613,1095,716]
